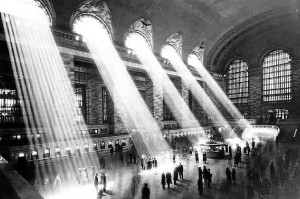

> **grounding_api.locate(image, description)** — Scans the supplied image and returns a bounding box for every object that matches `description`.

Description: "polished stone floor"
[28,143,300,199]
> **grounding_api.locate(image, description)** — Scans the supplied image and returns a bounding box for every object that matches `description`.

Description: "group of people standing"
[195,150,207,164]
[94,172,107,195]
[141,156,157,170]
[197,166,213,195]
[225,167,236,184]
[161,162,184,189]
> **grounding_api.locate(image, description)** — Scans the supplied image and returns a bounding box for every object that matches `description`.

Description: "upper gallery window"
[227,59,249,104]
[71,1,113,40]
[125,32,150,50]
[262,50,292,102]
[125,17,153,50]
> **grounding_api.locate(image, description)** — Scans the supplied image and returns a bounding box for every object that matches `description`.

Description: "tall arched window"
[71,1,113,40]
[262,50,292,102]
[125,32,149,50]
[125,17,153,50]
[227,59,249,104]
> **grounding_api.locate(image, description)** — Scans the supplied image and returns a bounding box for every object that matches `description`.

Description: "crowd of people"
[139,136,300,198]
[140,156,158,170]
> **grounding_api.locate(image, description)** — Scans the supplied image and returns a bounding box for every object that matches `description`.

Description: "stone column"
[145,74,163,128]
[248,68,262,123]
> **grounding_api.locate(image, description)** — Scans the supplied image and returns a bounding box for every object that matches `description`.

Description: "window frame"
[261,49,292,104]
[102,87,108,123]
[226,58,249,105]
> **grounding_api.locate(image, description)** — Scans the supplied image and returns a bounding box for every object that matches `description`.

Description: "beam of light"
[188,54,249,128]
[125,33,200,130]
[0,0,104,195]
[161,45,234,139]
[73,16,169,157]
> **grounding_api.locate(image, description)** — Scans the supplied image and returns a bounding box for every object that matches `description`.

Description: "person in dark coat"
[142,183,150,199]
[229,146,232,159]
[161,173,166,189]
[198,167,203,180]
[226,167,232,184]
[203,166,208,182]
[166,172,172,189]
[141,158,145,170]
[195,151,199,163]
[270,162,275,177]
[147,159,152,170]
[94,173,99,193]
[100,173,107,192]
[198,178,203,196]
[129,153,133,163]
[154,158,157,168]
[234,155,239,167]
[203,152,207,164]
[173,166,179,185]
[178,162,184,180]
[232,168,236,183]
[207,169,212,189]
[246,141,250,155]
[252,139,255,149]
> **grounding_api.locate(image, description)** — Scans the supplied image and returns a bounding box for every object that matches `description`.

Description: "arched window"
[161,44,179,60]
[227,59,249,104]
[34,0,54,25]
[71,1,113,40]
[187,53,201,68]
[262,50,292,102]
[125,32,149,50]
[72,15,110,40]
[125,17,153,50]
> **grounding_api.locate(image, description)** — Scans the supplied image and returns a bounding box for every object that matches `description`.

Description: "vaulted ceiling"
[50,0,300,71]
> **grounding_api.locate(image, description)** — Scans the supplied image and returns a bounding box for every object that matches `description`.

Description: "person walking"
[178,162,184,180]
[141,158,145,170]
[198,178,203,196]
[173,166,179,185]
[161,173,166,189]
[203,152,207,164]
[100,173,107,192]
[142,183,150,199]
[234,154,239,167]
[232,168,236,183]
[166,172,172,189]
[198,167,203,180]
[252,138,255,149]
[246,141,250,155]
[207,169,212,189]
[94,173,99,193]
[226,167,232,184]
[195,150,199,163]
[154,158,157,168]
[229,146,232,160]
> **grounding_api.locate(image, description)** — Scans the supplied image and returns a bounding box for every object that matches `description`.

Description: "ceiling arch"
[51,0,300,64]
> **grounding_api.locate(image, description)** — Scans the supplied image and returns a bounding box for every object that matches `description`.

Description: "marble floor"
[27,143,300,199]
